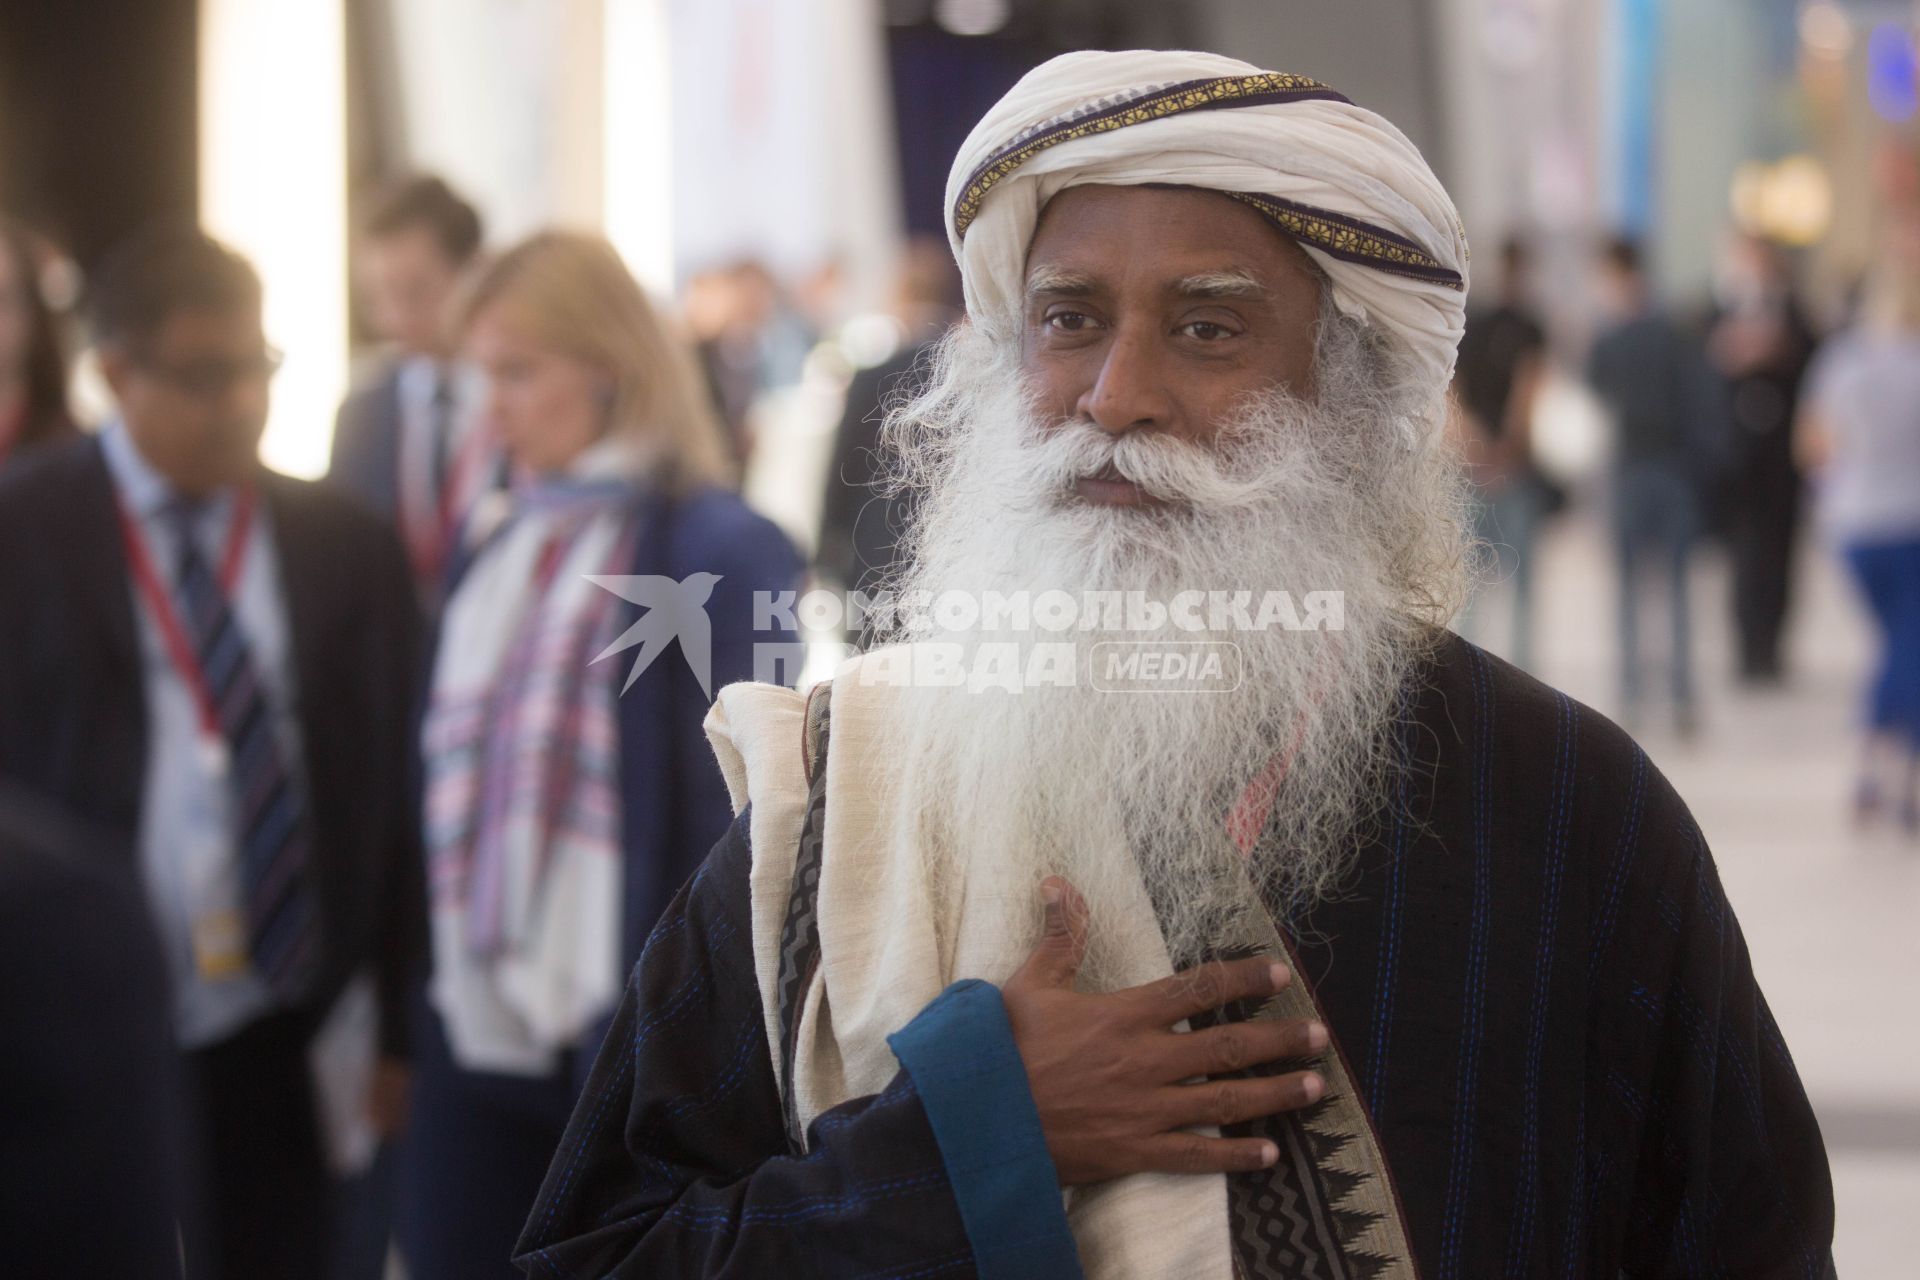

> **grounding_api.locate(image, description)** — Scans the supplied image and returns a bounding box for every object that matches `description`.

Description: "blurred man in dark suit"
[0,226,425,1280]
[1706,230,1817,685]
[328,172,491,1280]
[1452,236,1551,671]
[1587,235,1732,737]
[817,236,960,609]
[330,175,496,606]
[0,783,184,1279]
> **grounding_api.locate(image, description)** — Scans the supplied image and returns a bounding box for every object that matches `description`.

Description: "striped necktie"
[165,498,318,999]
[428,370,456,503]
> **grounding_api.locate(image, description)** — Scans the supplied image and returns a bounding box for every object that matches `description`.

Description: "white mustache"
[1015,415,1296,511]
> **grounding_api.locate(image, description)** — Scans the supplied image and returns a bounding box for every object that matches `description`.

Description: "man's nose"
[225,377,269,426]
[1076,326,1173,435]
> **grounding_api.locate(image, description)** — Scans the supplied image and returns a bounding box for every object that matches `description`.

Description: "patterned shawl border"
[775,692,834,1152]
[1264,925,1424,1280]
[1134,819,1419,1280]
[952,73,1350,236]
[801,678,832,784]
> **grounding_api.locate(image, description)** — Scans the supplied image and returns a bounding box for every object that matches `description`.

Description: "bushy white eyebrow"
[1024,266,1098,300]
[1022,266,1270,303]
[1170,269,1267,300]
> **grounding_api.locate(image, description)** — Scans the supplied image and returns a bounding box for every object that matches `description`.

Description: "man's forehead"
[1022,244,1324,305]
[1023,184,1320,299]
[153,306,264,351]
[1024,262,1270,300]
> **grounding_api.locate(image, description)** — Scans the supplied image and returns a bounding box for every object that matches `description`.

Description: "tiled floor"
[1470,504,1920,1277]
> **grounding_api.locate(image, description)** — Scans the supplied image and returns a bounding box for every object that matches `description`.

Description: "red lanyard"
[438,424,495,535]
[405,419,497,584]
[116,488,258,739]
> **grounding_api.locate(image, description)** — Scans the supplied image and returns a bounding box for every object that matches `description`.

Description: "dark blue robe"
[515,634,1836,1278]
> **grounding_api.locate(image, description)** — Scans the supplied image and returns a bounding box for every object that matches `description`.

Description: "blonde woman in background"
[1799,246,1920,836]
[399,232,801,1280]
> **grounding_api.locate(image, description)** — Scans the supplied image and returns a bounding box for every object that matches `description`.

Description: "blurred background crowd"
[0,1,1917,1277]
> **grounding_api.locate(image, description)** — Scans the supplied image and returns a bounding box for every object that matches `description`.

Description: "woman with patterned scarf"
[400,232,801,1280]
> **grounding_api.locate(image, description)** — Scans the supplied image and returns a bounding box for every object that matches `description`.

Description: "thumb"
[1019,875,1090,989]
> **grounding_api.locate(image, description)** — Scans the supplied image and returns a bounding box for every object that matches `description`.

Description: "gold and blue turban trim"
[951,73,1465,293]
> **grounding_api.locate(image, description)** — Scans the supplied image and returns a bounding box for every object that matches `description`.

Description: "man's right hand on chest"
[998,875,1330,1187]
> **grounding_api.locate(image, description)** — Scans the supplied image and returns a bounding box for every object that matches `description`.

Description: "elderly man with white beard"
[516,52,1834,1280]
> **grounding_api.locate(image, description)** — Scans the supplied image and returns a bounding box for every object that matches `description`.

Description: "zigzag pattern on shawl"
[1146,764,1419,1278]
[774,690,834,1153]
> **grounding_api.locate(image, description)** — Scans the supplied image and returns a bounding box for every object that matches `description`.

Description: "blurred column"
[603,0,673,294]
[0,0,198,266]
[1196,0,1449,176]
[1438,0,1607,231]
[1433,0,1609,338]
[1648,1,1808,298]
[819,0,905,314]
[387,0,605,243]
[1607,0,1661,241]
[199,0,350,479]
[663,0,901,309]
[1433,0,1503,250]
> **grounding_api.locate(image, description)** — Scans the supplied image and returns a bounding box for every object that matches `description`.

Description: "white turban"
[945,49,1470,398]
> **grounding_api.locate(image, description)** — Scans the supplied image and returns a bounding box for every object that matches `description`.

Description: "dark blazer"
[329,364,406,519]
[0,783,184,1280]
[612,485,803,962]
[0,407,81,471]
[0,434,428,1056]
[817,341,931,596]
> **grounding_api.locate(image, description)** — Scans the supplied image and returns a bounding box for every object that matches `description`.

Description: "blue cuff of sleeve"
[887,979,1082,1280]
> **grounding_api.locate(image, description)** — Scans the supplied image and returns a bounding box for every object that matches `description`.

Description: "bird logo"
[585,573,723,696]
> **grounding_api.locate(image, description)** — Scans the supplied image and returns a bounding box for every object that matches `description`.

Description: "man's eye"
[1181,321,1235,341]
[1045,311,1094,333]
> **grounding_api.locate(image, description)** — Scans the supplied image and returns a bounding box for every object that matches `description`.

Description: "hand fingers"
[1161,1017,1329,1081]
[1008,875,1091,990]
[1125,955,1289,1026]
[1131,1132,1284,1177]
[1157,1069,1326,1132]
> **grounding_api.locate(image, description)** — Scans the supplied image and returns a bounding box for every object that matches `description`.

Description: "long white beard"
[871,309,1469,983]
